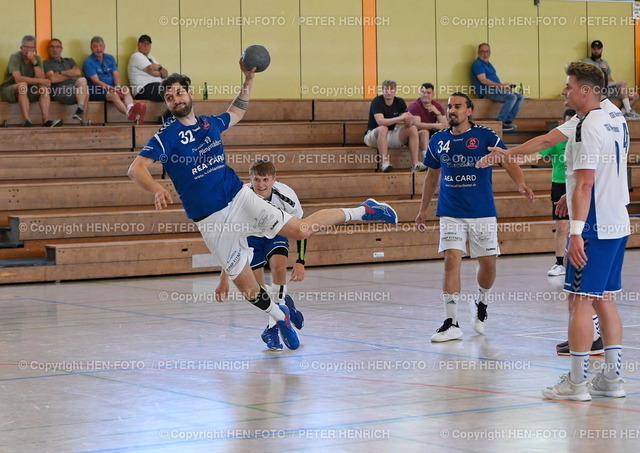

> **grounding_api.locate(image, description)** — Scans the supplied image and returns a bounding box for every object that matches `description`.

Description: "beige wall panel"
[240,0,301,98]
[486,0,539,98]
[585,2,635,89]
[179,0,242,100]
[377,0,436,100]
[538,1,587,99]
[51,0,117,72]
[115,0,181,87]
[0,3,35,72]
[299,0,363,99]
[434,0,488,99]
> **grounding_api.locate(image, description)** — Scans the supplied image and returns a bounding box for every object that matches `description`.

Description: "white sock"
[265,301,285,322]
[272,283,286,304]
[592,315,601,341]
[569,351,590,384]
[603,345,622,380]
[622,98,632,113]
[126,103,133,114]
[443,293,459,324]
[477,286,492,305]
[342,206,366,222]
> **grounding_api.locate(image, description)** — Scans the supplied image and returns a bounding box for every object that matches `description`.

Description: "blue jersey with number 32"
[424,124,506,218]
[139,113,244,220]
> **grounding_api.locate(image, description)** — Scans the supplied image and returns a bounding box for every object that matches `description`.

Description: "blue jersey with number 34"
[424,124,506,218]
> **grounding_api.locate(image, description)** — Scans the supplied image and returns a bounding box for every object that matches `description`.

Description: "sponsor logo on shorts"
[226,250,242,271]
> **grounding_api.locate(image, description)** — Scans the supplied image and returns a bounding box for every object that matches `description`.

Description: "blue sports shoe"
[360,198,398,225]
[284,295,304,330]
[261,325,283,350]
[276,305,300,350]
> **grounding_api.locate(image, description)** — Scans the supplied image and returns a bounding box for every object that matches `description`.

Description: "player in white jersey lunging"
[216,159,307,350]
[415,92,534,342]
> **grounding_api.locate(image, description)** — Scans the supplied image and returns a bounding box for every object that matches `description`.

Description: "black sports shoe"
[43,119,63,127]
[22,120,32,127]
[556,340,569,349]
[72,108,84,121]
[557,337,604,356]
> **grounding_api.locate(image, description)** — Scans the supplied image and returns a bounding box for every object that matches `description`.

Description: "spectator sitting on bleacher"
[44,38,89,125]
[582,39,640,120]
[0,35,62,127]
[364,79,426,173]
[408,83,448,157]
[471,43,523,132]
[83,36,146,124]
[127,34,168,102]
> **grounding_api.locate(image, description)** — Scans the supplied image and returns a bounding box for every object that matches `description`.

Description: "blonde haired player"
[216,159,306,350]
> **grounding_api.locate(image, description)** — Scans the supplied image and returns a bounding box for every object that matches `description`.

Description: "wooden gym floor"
[2,250,640,452]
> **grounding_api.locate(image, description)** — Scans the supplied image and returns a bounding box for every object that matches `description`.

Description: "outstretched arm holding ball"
[227,59,256,127]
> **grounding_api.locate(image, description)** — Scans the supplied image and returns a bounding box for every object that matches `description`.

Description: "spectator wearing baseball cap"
[127,34,168,102]
[582,39,640,119]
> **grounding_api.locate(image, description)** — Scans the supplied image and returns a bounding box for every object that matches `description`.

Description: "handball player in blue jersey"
[127,63,398,351]
[415,92,534,342]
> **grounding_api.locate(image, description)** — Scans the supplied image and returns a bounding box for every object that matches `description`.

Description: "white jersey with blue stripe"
[565,107,630,239]
[247,181,304,219]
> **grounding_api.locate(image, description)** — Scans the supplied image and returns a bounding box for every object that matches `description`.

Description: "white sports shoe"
[624,110,640,120]
[547,264,566,276]
[411,162,428,172]
[469,300,487,335]
[588,372,626,398]
[542,373,591,401]
[431,318,463,342]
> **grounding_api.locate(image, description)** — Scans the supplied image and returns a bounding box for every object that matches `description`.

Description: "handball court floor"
[2,251,640,453]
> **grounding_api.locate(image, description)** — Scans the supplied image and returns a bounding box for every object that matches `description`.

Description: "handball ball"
[241,45,271,72]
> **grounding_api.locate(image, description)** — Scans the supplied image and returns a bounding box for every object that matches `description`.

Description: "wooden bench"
[0,147,378,181]
[31,217,640,285]
[345,120,503,146]
[0,151,159,181]
[0,101,105,126]
[313,98,567,121]
[0,172,413,213]
[3,195,553,245]
[134,121,346,148]
[0,125,133,152]
[106,99,314,124]
[413,167,553,194]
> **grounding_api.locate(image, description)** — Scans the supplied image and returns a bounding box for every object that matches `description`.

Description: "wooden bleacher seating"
[0,101,105,126]
[1,98,639,284]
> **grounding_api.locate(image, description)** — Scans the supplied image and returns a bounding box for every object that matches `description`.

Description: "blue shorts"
[248,235,289,270]
[564,236,628,297]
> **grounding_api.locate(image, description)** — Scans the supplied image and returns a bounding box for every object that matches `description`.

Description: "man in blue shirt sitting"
[471,43,524,132]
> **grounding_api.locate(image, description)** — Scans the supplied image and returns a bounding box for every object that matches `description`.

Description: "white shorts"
[195,185,293,279]
[364,126,406,148]
[438,216,500,258]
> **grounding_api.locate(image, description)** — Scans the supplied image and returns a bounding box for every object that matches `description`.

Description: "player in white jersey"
[478,63,630,400]
[476,98,621,357]
[216,159,306,350]
[415,92,534,343]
